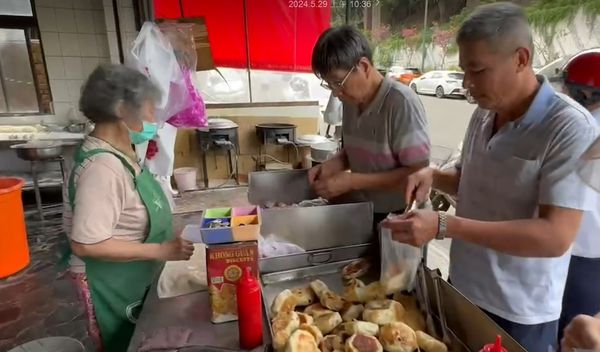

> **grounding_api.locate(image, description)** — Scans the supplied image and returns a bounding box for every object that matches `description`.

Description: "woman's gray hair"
[457,2,534,59]
[79,64,161,123]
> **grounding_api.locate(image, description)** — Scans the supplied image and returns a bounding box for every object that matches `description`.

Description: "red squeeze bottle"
[237,266,263,349]
[480,335,508,352]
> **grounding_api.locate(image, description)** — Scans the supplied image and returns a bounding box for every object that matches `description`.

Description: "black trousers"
[558,255,600,345]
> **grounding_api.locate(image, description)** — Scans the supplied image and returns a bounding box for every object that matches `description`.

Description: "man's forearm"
[446,215,576,257]
[322,150,349,174]
[351,161,428,191]
[432,167,460,196]
[71,238,163,262]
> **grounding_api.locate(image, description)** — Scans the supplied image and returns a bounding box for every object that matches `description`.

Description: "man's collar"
[360,78,392,116]
[517,75,555,126]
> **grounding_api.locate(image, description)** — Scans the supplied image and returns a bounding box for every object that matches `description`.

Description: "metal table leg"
[227,148,239,185]
[201,151,209,189]
[31,160,44,221]
[58,157,66,184]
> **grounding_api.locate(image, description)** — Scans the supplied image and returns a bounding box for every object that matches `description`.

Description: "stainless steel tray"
[262,260,367,311]
[261,259,367,347]
[260,260,469,350]
[248,169,316,206]
[260,202,374,251]
[260,261,526,352]
[259,244,373,274]
[247,169,367,206]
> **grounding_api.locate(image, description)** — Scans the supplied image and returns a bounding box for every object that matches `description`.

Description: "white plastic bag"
[145,122,178,178]
[379,214,422,295]
[324,93,343,126]
[126,22,191,123]
[259,234,305,258]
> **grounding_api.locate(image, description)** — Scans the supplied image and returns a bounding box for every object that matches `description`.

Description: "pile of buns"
[270,279,448,352]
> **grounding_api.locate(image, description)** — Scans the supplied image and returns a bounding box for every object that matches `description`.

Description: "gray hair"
[79,64,161,123]
[457,2,534,60]
[312,25,373,79]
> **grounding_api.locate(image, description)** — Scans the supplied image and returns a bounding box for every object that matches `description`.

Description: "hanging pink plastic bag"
[167,66,207,128]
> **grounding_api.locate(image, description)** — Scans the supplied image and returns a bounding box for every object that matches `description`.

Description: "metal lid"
[256,123,297,129]
[296,134,328,145]
[208,118,238,129]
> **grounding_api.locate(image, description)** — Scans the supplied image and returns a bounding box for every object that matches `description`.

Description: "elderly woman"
[63,64,194,352]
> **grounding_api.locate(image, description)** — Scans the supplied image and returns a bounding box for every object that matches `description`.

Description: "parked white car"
[409,70,467,99]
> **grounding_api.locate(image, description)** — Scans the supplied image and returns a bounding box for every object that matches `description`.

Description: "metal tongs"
[416,252,437,338]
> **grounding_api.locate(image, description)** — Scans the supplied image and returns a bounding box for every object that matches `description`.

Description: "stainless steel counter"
[127,280,270,352]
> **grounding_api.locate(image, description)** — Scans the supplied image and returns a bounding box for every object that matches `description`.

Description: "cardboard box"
[157,17,215,71]
[206,241,259,323]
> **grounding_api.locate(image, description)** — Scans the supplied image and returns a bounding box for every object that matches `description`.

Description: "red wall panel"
[154,0,330,72]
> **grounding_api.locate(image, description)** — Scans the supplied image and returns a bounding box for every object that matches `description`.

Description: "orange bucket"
[0,177,30,278]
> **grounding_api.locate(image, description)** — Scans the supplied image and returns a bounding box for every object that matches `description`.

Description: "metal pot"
[10,141,64,161]
[310,141,339,162]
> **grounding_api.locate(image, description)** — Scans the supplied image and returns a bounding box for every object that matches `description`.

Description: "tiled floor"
[0,207,93,352]
[0,186,450,351]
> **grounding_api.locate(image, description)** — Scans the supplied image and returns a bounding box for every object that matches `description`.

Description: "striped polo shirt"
[342,77,430,213]
[450,76,599,325]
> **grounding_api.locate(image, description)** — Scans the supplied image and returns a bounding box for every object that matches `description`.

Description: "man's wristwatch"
[437,211,448,240]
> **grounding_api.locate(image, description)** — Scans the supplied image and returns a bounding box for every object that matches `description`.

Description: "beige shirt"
[62,136,149,272]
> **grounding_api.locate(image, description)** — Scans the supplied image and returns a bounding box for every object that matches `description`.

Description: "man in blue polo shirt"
[382,3,599,351]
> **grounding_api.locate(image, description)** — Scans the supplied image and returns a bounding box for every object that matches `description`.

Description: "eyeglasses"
[320,66,356,91]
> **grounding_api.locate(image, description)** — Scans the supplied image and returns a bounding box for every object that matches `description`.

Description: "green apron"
[68,146,173,352]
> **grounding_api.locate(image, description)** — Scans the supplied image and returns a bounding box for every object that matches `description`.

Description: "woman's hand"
[561,313,600,351]
[158,234,194,261]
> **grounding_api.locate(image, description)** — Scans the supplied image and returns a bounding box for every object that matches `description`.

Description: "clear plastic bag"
[258,234,305,258]
[158,23,197,71]
[379,213,422,295]
[126,22,192,124]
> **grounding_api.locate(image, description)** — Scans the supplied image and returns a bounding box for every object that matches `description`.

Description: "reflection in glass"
[195,68,250,103]
[195,68,331,108]
[0,0,33,17]
[0,29,38,113]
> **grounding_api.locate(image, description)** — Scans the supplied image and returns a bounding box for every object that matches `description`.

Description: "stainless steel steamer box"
[248,169,526,352]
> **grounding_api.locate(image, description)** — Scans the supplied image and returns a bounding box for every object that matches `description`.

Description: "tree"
[532,29,559,63]
[401,27,420,65]
[371,25,404,68]
[433,24,456,68]
[372,24,392,44]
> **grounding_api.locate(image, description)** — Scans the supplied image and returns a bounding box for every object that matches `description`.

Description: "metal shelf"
[2,171,64,191]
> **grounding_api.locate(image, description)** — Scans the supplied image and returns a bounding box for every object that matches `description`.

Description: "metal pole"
[345,0,351,24]
[421,0,429,72]
[243,0,253,102]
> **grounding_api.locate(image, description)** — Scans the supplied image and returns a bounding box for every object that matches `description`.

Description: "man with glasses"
[309,25,431,224]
